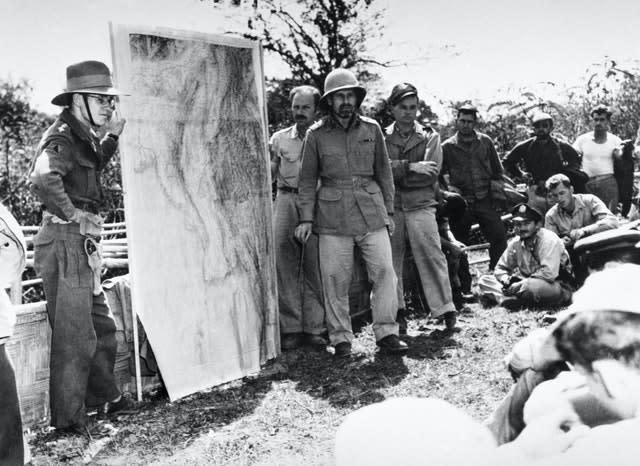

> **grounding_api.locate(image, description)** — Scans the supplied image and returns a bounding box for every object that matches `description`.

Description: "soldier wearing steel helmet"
[295,68,407,358]
[29,60,136,435]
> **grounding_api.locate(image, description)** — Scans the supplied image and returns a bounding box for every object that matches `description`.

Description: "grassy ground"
[29,302,554,465]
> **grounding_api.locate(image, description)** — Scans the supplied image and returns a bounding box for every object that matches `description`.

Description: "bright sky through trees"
[0,0,638,114]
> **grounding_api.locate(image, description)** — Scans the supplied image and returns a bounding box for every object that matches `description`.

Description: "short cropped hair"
[590,105,612,119]
[553,311,640,371]
[545,173,572,191]
[289,85,321,108]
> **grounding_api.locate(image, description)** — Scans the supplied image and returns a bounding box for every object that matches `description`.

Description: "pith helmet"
[52,60,127,106]
[319,68,366,111]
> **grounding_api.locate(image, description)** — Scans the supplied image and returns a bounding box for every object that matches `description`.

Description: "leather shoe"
[334,342,352,358]
[98,393,140,419]
[461,292,476,303]
[396,308,408,335]
[303,333,328,349]
[443,311,457,330]
[377,334,408,354]
[281,333,303,350]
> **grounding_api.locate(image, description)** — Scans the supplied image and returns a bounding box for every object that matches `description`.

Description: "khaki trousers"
[319,229,398,345]
[391,207,456,318]
[34,221,120,428]
[273,191,325,335]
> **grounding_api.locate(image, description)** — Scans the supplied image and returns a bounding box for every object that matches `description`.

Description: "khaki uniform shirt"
[298,114,394,236]
[269,124,304,189]
[495,228,570,283]
[544,194,618,238]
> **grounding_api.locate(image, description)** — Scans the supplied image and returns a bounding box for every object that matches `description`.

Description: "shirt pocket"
[316,187,343,231]
[74,156,99,198]
[353,137,376,172]
[364,183,387,218]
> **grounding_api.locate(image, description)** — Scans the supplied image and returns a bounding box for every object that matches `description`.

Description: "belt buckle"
[352,177,363,188]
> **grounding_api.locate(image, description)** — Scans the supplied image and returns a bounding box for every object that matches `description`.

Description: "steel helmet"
[318,68,366,111]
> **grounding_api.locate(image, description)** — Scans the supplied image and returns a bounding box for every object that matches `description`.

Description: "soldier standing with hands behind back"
[29,61,136,436]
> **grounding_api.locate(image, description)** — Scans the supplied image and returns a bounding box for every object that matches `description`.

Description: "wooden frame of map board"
[110,24,278,401]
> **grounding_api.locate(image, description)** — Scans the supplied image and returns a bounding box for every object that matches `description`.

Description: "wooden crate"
[6,297,161,428]
[5,302,51,428]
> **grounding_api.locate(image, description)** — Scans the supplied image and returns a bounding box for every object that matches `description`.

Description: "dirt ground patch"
[28,304,553,465]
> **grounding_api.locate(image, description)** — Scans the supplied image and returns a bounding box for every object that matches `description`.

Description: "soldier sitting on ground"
[544,173,618,285]
[478,203,572,311]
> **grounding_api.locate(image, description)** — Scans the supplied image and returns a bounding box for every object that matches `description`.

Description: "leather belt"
[73,201,99,214]
[278,186,299,194]
[321,176,373,188]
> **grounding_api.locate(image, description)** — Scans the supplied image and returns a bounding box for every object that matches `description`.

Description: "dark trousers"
[0,344,24,465]
[34,222,120,429]
[450,197,507,269]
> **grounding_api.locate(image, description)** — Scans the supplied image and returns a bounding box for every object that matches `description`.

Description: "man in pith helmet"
[29,60,136,435]
[295,68,407,358]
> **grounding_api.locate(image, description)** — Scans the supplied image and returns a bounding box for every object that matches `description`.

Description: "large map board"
[110,25,278,400]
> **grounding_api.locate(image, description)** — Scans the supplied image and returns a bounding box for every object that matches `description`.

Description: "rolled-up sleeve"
[494,244,516,282]
[580,196,618,236]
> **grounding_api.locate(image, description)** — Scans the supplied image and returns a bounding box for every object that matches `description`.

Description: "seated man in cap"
[544,173,618,285]
[384,82,457,331]
[573,105,623,212]
[479,203,572,310]
[503,111,584,214]
[29,60,135,435]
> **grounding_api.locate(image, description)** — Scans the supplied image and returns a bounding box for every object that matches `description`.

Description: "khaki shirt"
[269,124,304,189]
[545,194,618,238]
[441,131,503,202]
[385,122,442,211]
[298,114,394,236]
[495,228,570,283]
[29,109,118,220]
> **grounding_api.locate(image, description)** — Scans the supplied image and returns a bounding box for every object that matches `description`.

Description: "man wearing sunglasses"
[29,60,134,436]
[503,112,584,214]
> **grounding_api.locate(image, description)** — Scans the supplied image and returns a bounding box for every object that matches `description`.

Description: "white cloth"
[0,203,26,340]
[573,132,622,177]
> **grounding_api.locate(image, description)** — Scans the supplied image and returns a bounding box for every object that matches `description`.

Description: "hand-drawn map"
[110,26,277,400]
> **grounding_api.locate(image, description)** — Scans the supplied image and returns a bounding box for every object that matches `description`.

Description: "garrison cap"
[388,83,418,106]
[457,103,478,117]
[511,203,542,223]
